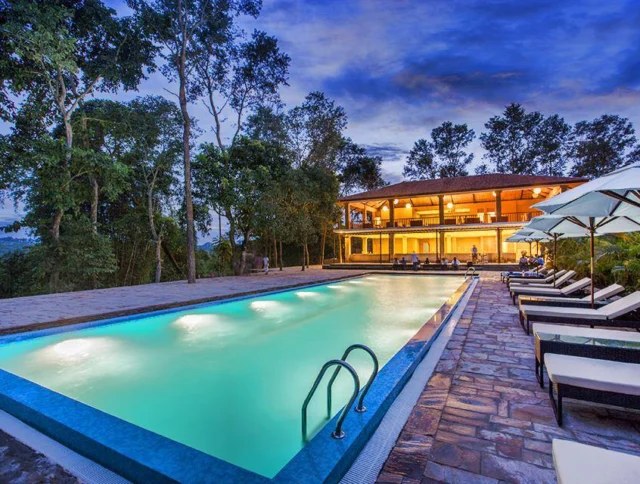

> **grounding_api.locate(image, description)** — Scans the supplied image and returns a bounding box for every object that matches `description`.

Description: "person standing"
[472,245,478,263]
[263,255,270,274]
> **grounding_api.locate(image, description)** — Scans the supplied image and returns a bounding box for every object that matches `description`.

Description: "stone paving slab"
[378,273,640,484]
[0,267,366,334]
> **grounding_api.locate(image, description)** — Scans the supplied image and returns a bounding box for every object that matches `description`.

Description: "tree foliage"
[404,122,475,179]
[569,115,637,179]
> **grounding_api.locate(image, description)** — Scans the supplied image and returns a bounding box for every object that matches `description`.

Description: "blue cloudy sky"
[2,0,640,237]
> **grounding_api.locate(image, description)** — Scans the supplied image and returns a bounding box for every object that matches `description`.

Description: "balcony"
[346,211,540,230]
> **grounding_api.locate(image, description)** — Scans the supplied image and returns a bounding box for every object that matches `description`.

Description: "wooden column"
[388,199,395,261]
[495,190,502,220]
[338,235,343,263]
[560,185,568,193]
[345,203,351,229]
[497,228,502,263]
[438,195,445,224]
[345,237,351,261]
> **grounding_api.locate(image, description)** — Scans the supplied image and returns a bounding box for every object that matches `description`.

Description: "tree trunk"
[301,245,305,271]
[89,176,99,234]
[279,239,283,271]
[179,50,196,284]
[155,235,163,283]
[273,236,278,269]
[305,243,310,268]
[49,115,73,292]
[218,211,222,242]
[320,227,326,265]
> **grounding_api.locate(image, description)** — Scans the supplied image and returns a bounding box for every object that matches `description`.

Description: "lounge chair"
[507,269,566,287]
[519,291,640,335]
[510,277,590,304]
[501,268,552,284]
[545,354,640,426]
[509,271,576,303]
[553,439,640,483]
[532,323,640,388]
[518,284,624,309]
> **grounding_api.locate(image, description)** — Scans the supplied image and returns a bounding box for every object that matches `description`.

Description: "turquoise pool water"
[0,275,463,478]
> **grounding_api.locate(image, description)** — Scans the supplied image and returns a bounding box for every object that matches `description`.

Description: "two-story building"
[335,174,586,264]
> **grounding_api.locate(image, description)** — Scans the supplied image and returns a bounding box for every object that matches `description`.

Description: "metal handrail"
[302,359,360,440]
[464,267,477,279]
[327,344,379,414]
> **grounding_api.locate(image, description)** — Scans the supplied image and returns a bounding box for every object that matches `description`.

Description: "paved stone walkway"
[378,273,640,484]
[0,267,365,334]
[0,431,78,483]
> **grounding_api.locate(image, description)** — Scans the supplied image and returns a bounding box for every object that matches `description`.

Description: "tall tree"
[124,96,183,283]
[403,122,475,179]
[1,0,154,290]
[534,114,571,176]
[480,103,543,175]
[198,30,290,149]
[129,0,262,283]
[286,92,348,169]
[193,137,289,273]
[403,139,437,180]
[569,115,638,179]
[338,140,387,194]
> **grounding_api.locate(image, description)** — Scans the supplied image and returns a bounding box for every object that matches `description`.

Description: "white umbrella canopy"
[525,214,640,304]
[533,161,640,217]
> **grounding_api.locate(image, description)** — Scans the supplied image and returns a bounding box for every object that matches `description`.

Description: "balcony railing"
[347,211,540,230]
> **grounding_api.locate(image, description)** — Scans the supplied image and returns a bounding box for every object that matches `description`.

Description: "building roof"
[338,174,586,202]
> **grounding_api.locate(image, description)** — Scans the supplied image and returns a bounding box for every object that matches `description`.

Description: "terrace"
[378,273,640,484]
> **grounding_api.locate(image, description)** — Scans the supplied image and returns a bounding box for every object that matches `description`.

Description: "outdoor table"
[535,331,640,388]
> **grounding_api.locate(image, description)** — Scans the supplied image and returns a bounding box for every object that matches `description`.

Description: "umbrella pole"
[590,221,595,308]
[553,234,558,288]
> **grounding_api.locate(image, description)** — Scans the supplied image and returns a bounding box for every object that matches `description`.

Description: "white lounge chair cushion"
[581,284,624,301]
[509,270,566,286]
[521,305,604,320]
[545,354,640,396]
[532,323,640,360]
[553,439,640,484]
[598,291,640,318]
[513,278,590,297]
[510,271,574,288]
[522,291,640,320]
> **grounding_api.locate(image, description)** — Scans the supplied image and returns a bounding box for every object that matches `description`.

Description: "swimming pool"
[0,274,470,483]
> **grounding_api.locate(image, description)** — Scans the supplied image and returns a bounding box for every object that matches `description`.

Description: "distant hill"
[0,237,34,256]
[198,242,215,252]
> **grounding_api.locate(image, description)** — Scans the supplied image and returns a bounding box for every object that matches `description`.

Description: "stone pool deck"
[378,273,640,484]
[0,266,366,334]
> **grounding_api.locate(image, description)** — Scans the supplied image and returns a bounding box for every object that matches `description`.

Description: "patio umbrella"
[506,229,553,276]
[527,214,640,305]
[534,161,640,217]
[533,163,640,305]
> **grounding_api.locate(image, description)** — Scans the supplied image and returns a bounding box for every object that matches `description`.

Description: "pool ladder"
[301,344,379,440]
[464,266,477,280]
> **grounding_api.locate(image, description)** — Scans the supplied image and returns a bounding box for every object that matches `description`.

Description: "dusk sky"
[116,0,640,182]
[2,0,640,236]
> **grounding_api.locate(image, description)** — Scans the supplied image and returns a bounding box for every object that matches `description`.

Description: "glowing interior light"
[405,203,412,209]
[382,206,389,211]
[492,191,497,197]
[447,202,454,209]
[533,187,542,194]
[393,199,399,205]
